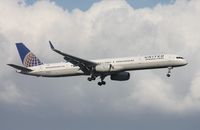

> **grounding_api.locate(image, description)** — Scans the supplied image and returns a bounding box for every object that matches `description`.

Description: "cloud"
[0,80,37,107]
[115,72,200,114]
[0,82,22,103]
[0,0,200,123]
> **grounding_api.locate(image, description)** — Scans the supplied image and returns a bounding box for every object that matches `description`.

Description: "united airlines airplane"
[8,41,188,86]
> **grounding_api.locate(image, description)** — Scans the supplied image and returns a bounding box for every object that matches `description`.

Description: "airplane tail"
[16,43,43,67]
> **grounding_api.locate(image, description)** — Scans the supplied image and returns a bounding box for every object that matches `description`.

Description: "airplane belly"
[49,68,84,77]
[31,67,84,77]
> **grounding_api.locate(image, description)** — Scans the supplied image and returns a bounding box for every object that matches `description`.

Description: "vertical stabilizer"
[16,43,43,67]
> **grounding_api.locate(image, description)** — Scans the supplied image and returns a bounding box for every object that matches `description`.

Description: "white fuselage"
[19,54,187,77]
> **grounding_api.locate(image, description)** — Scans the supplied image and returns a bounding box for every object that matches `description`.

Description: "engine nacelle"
[110,72,130,81]
[95,64,111,72]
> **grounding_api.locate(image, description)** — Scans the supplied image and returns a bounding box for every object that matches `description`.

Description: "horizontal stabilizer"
[7,64,33,72]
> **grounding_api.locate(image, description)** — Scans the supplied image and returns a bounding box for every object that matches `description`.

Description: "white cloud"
[0,0,200,116]
[115,72,200,114]
[181,72,200,111]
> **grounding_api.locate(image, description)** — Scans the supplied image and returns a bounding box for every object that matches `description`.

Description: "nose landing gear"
[167,73,171,77]
[167,67,173,77]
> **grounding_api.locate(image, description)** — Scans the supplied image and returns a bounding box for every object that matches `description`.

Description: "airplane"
[8,41,188,86]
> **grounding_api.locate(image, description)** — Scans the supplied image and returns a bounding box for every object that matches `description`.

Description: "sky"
[25,0,173,10]
[1,0,200,130]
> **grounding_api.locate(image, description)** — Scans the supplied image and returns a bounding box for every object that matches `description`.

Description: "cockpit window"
[176,57,184,59]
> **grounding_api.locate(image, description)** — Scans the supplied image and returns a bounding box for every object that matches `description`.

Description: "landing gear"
[98,75,106,86]
[98,81,106,86]
[87,74,107,86]
[166,67,173,77]
[87,75,96,81]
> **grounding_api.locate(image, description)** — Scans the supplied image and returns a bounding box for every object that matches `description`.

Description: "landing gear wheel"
[166,67,173,77]
[88,77,91,81]
[102,81,106,85]
[97,81,106,86]
[98,82,102,86]
[97,75,107,86]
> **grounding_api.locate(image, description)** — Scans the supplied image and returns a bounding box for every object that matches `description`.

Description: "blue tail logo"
[16,43,43,67]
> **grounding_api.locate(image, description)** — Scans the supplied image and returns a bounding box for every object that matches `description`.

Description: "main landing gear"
[87,75,106,86]
[98,81,106,86]
[97,75,106,86]
[167,67,173,77]
[87,76,96,81]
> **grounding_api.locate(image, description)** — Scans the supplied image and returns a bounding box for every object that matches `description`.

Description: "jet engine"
[110,72,130,81]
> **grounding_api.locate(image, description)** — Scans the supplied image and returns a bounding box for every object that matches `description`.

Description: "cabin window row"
[176,57,184,59]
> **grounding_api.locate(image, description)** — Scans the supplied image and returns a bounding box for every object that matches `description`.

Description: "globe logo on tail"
[23,52,43,67]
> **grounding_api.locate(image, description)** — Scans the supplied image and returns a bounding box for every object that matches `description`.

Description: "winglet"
[49,41,55,50]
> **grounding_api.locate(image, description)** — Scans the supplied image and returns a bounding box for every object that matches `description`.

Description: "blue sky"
[25,0,173,10]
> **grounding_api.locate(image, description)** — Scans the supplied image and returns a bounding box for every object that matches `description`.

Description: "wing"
[49,41,97,73]
[7,64,33,72]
